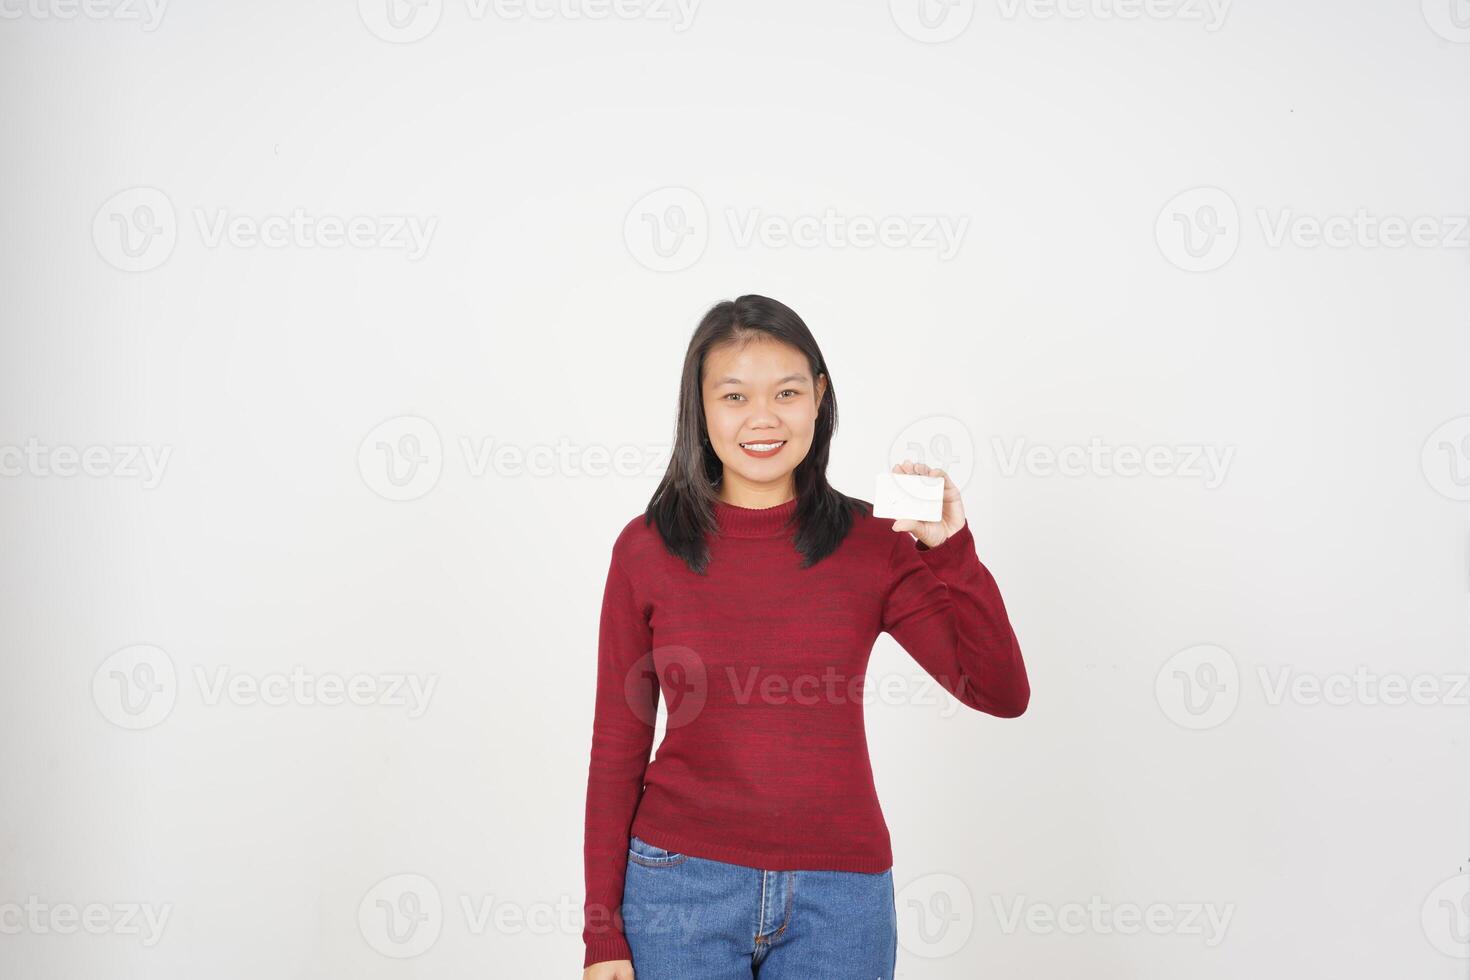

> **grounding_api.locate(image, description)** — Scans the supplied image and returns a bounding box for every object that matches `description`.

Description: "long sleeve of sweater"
[581,550,655,968]
[880,521,1030,717]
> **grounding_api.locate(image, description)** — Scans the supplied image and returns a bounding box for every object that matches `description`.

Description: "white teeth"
[741,441,784,450]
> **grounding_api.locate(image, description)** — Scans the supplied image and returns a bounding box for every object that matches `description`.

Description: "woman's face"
[701,336,827,500]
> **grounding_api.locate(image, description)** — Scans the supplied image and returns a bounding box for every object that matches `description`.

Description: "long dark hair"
[644,294,868,575]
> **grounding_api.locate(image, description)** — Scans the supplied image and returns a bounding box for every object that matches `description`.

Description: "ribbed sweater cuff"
[914,519,975,562]
[584,933,632,969]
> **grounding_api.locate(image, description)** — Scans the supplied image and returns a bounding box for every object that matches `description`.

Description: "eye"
[722,390,800,402]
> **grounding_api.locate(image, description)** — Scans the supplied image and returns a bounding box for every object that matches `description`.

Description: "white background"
[1,1,1468,977]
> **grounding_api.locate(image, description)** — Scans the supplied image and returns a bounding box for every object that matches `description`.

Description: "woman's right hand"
[583,959,634,980]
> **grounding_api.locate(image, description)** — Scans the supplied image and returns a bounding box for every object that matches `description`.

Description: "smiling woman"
[703,329,827,496]
[580,294,1030,980]
[638,294,852,575]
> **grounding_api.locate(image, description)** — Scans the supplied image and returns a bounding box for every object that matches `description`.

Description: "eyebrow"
[714,374,809,387]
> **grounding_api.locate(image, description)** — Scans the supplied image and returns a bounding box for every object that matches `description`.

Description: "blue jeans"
[621,834,897,979]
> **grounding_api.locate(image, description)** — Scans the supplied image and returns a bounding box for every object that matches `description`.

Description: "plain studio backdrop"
[2,1,1467,977]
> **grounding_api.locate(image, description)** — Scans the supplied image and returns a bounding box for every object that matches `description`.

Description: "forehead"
[703,336,809,384]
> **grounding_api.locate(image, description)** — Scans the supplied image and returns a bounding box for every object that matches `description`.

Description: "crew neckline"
[712,495,799,538]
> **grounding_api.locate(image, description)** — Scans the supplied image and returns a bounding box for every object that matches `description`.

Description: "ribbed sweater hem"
[631,817,894,873]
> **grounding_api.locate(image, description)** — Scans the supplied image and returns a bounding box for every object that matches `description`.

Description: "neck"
[712,494,800,538]
[716,474,796,510]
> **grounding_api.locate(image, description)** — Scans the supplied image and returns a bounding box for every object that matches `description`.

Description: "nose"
[746,394,785,423]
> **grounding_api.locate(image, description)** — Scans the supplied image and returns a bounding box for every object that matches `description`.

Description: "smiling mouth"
[739,440,787,451]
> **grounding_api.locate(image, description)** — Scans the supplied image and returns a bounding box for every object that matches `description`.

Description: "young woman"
[581,295,1030,979]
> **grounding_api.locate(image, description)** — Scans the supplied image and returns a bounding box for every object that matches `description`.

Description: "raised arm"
[881,520,1029,717]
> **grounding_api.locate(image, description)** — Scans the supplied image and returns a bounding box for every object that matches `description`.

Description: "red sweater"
[581,495,1029,967]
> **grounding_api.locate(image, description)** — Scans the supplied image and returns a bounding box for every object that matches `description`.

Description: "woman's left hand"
[888,460,966,549]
